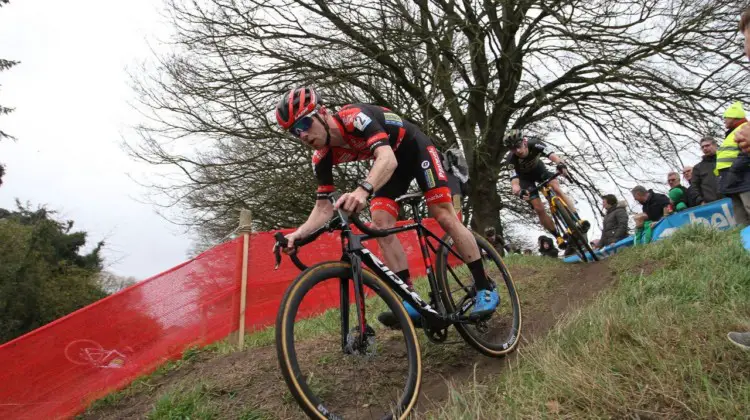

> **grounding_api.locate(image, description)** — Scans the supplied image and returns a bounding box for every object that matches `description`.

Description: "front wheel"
[276,261,422,419]
[556,203,599,262]
[435,232,522,357]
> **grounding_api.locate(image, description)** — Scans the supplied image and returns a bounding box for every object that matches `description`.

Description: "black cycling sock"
[396,269,411,287]
[467,259,490,291]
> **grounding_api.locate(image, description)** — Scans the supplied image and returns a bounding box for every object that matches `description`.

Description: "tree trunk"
[469,160,502,234]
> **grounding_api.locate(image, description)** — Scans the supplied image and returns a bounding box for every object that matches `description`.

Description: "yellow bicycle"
[522,172,598,262]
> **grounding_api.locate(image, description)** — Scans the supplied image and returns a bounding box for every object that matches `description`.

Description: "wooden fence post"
[237,209,253,349]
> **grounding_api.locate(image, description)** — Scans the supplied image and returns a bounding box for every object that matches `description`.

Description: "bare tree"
[97,271,139,294]
[128,0,750,243]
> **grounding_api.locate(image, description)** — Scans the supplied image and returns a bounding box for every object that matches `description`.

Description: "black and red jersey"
[313,104,417,196]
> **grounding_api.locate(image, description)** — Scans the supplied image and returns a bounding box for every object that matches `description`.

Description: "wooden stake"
[238,209,252,349]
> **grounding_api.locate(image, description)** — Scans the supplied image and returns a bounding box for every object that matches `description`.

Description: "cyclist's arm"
[288,148,336,240]
[504,152,521,194]
[334,109,397,211]
[292,199,335,239]
[548,153,563,164]
[548,152,570,177]
[363,146,398,191]
[335,146,397,212]
[351,108,398,191]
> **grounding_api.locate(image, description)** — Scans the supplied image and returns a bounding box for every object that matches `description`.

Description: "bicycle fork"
[549,197,571,239]
[340,253,368,353]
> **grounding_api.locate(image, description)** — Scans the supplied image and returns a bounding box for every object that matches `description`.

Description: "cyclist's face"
[511,142,528,157]
[296,114,326,149]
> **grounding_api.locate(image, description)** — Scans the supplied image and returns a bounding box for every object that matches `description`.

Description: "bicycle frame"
[322,197,475,350]
[533,173,578,239]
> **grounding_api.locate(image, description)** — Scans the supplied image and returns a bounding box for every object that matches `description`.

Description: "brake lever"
[273,231,288,270]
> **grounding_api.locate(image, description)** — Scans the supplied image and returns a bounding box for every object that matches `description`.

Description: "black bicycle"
[521,172,598,262]
[273,192,522,419]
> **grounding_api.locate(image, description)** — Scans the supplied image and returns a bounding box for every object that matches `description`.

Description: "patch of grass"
[433,226,750,418]
[238,407,271,420]
[84,391,124,412]
[148,382,218,420]
[82,352,200,415]
[181,345,202,361]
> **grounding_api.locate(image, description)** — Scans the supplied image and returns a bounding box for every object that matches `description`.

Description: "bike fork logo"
[362,249,438,314]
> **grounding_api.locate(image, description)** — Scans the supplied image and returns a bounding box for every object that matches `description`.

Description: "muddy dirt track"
[80,259,617,420]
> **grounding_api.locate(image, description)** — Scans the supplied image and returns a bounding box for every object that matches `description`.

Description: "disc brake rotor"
[344,325,376,356]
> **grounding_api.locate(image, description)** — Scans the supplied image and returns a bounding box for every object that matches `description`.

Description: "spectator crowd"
[484,100,750,258]
[630,101,750,243]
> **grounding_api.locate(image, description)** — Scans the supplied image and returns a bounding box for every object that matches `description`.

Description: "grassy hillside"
[432,226,750,418]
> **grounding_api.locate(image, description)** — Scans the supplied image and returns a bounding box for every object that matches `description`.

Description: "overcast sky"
[0,0,193,279]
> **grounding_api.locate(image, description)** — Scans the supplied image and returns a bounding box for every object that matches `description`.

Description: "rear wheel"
[435,232,522,357]
[276,262,421,419]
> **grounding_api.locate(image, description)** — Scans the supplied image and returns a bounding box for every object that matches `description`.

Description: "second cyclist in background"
[503,129,590,249]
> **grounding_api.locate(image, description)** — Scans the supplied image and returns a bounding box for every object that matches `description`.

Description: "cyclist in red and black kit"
[276,87,499,326]
[503,129,590,248]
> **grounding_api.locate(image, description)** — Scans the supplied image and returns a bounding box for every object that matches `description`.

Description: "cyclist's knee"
[550,182,566,197]
[371,209,397,230]
[429,202,458,226]
[530,199,545,213]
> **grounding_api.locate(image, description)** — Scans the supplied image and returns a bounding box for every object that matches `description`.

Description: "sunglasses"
[290,111,317,138]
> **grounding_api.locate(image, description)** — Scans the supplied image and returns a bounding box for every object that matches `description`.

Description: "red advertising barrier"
[0,219,446,419]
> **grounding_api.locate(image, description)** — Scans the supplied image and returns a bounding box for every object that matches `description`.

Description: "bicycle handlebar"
[519,172,559,199]
[273,190,392,271]
[519,168,576,199]
[349,213,390,237]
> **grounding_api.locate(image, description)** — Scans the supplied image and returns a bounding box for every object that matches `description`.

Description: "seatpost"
[410,202,423,224]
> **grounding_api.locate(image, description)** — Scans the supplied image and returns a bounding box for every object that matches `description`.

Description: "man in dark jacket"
[632,186,670,221]
[691,137,722,205]
[631,185,671,244]
[597,195,629,248]
[682,166,702,207]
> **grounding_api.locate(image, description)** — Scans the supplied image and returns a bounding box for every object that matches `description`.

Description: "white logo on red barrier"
[65,339,129,369]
